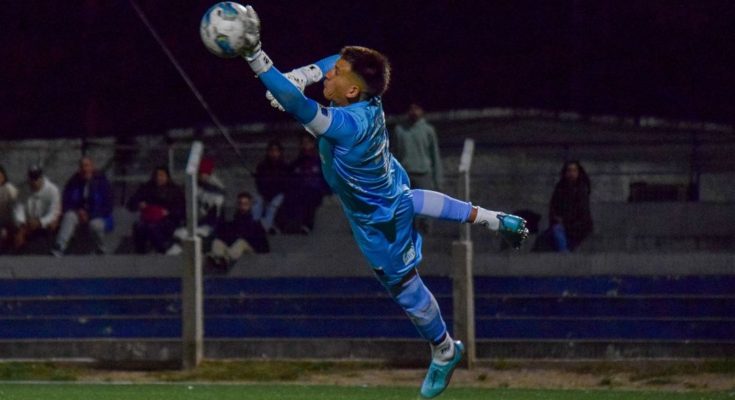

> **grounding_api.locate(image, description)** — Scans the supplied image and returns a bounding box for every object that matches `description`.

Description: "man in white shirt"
[13,165,61,253]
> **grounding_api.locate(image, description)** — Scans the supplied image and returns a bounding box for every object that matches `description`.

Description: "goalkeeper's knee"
[389,270,447,343]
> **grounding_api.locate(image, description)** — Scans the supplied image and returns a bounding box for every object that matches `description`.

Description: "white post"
[452,138,476,369]
[181,141,203,370]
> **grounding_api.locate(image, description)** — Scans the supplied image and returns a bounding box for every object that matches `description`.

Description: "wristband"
[245,47,273,76]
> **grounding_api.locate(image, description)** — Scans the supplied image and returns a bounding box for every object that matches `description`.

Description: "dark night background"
[2,1,733,139]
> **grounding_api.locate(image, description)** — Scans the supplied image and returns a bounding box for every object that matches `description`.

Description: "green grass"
[152,360,383,382]
[0,383,731,400]
[0,363,81,381]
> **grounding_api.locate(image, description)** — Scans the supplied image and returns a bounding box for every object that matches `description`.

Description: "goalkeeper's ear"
[345,84,362,101]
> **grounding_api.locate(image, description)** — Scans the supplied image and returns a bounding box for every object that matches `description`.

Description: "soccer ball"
[200,2,251,58]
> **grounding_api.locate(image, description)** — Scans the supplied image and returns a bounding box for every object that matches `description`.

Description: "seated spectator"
[52,156,113,256]
[13,165,61,253]
[168,157,226,255]
[282,133,330,234]
[209,191,269,269]
[544,160,593,252]
[0,165,18,253]
[253,139,289,233]
[126,166,184,254]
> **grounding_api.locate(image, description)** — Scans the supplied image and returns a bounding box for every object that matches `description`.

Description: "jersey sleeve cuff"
[304,105,332,136]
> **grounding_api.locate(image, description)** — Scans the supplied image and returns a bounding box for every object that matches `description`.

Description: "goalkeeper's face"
[323,59,365,106]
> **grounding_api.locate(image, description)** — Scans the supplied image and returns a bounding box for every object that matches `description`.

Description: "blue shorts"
[346,192,423,288]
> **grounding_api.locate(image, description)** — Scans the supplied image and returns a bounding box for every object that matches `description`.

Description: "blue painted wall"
[1,276,733,341]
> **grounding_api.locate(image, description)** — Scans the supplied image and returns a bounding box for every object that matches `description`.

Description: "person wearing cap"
[52,156,114,256]
[167,157,226,255]
[13,165,61,252]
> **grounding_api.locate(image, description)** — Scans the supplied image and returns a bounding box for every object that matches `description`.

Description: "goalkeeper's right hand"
[238,5,262,58]
[265,64,324,111]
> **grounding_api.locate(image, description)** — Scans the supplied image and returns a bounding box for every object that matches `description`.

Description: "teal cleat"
[420,340,465,398]
[497,213,529,249]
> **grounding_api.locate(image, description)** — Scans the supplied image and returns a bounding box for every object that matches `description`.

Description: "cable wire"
[128,0,253,175]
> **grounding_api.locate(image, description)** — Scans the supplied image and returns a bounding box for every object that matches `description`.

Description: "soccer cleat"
[420,340,465,398]
[497,214,529,249]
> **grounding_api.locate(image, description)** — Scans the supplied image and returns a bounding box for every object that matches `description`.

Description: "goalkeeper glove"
[265,65,324,111]
[239,5,272,76]
[238,5,261,57]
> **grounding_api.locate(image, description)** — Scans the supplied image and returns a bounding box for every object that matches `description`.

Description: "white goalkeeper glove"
[238,5,261,57]
[238,5,273,76]
[265,64,324,111]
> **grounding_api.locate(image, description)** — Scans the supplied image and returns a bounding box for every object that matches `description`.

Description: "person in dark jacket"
[283,132,330,233]
[548,160,593,251]
[52,157,114,255]
[253,139,289,232]
[126,165,184,254]
[209,191,269,268]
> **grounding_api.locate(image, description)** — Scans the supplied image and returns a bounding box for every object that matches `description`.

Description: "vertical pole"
[181,235,202,369]
[452,139,476,369]
[452,240,475,368]
[182,141,203,370]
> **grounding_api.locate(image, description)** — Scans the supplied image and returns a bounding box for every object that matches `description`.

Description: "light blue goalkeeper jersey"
[316,97,403,222]
[257,55,422,280]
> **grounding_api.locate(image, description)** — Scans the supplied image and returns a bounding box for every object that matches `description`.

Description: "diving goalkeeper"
[234,6,528,398]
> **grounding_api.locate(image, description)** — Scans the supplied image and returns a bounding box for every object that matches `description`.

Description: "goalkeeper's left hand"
[265,65,324,111]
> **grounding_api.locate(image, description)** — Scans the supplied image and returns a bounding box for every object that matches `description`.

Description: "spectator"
[0,165,18,253]
[394,104,443,233]
[168,157,226,255]
[13,165,61,253]
[209,191,269,269]
[547,160,593,252]
[52,156,114,256]
[253,139,289,233]
[126,166,184,254]
[284,133,330,233]
[394,104,443,191]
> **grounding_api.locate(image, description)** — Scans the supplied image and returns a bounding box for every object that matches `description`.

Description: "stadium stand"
[0,111,733,362]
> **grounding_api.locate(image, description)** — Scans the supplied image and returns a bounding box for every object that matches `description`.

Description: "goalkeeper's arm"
[236,6,338,128]
[285,54,340,88]
[265,55,340,111]
[246,50,321,124]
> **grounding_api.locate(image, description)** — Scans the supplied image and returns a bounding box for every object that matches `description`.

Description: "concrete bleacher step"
[74,190,735,257]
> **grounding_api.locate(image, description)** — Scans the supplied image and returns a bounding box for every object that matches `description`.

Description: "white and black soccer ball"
[200,2,251,58]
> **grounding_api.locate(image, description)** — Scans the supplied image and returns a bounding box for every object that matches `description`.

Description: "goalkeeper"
[234,6,528,398]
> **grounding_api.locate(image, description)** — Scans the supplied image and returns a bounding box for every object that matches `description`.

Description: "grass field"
[0,360,733,399]
[0,383,731,400]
